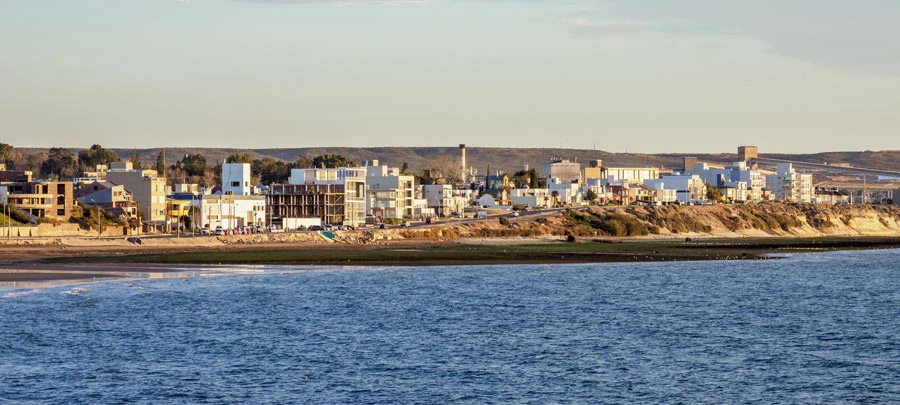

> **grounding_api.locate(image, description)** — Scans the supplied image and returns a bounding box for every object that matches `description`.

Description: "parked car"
[511,211,520,217]
[400,221,411,228]
[309,225,324,231]
[215,226,223,236]
[379,223,387,229]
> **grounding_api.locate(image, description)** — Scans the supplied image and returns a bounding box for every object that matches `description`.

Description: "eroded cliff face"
[576,203,900,238]
[402,203,900,240]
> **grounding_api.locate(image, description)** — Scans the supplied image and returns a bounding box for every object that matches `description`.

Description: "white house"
[198,194,266,230]
[644,175,706,203]
[548,178,583,205]
[511,188,553,208]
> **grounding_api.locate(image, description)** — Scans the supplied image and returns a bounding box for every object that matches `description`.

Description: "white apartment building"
[766,163,813,203]
[422,184,469,217]
[366,164,415,220]
[222,163,252,196]
[685,161,764,202]
[600,167,660,185]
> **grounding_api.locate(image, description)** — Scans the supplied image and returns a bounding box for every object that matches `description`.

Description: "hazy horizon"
[3,1,899,153]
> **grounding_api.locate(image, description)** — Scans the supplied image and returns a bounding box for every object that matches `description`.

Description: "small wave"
[62,287,90,296]
[3,289,44,299]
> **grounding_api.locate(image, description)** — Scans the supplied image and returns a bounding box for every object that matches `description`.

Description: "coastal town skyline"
[3,1,900,153]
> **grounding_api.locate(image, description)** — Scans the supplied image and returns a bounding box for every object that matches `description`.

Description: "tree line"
[2,143,550,189]
[0,143,359,187]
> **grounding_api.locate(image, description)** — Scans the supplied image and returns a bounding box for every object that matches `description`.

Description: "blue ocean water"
[2,249,900,403]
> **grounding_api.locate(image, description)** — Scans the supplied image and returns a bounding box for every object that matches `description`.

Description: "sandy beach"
[4,231,900,285]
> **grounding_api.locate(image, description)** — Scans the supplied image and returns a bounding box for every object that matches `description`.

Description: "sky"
[1,0,899,154]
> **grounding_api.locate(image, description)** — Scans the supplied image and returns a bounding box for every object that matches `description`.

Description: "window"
[231,182,240,187]
[57,184,66,194]
[57,209,65,216]
[57,196,65,205]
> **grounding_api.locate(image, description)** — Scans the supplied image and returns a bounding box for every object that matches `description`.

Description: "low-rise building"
[198,194,266,231]
[75,181,138,220]
[511,188,553,208]
[644,175,706,203]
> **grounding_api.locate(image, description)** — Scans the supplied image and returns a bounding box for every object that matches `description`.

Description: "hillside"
[17,147,900,175]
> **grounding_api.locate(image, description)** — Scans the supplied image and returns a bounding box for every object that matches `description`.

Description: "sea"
[2,249,899,404]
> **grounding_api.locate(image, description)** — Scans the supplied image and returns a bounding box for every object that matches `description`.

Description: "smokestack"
[459,144,466,183]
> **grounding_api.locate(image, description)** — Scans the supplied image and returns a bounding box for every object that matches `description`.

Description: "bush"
[1,203,31,225]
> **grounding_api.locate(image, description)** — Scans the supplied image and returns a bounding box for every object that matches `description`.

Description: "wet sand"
[3,235,900,284]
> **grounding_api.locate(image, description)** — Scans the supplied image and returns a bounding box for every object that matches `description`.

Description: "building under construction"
[267,184,346,228]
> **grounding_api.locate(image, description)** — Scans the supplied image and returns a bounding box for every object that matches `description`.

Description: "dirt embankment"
[399,203,900,240]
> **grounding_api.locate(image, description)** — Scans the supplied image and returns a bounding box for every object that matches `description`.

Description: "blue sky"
[1,0,898,153]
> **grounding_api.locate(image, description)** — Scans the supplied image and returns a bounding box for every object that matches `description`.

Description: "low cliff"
[404,203,900,240]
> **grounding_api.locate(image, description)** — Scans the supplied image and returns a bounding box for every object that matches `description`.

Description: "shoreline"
[3,234,900,284]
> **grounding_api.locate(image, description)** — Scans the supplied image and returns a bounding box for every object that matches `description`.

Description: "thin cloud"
[234,0,425,4]
[590,0,900,75]
[571,19,652,37]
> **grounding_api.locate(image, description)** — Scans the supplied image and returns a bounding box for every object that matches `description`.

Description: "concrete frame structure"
[289,167,367,227]
[267,184,346,228]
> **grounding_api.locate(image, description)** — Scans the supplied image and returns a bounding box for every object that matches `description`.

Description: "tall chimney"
[459,144,467,183]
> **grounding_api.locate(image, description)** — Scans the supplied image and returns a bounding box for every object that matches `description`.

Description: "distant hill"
[17,147,900,175]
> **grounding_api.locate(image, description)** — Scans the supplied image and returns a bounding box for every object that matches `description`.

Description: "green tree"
[180,153,208,177]
[705,182,725,203]
[155,151,166,175]
[78,144,120,169]
[253,157,291,184]
[130,150,143,170]
[0,143,20,169]
[513,168,545,188]
[586,188,599,202]
[295,155,314,168]
[312,154,355,168]
[226,153,253,164]
[41,147,79,179]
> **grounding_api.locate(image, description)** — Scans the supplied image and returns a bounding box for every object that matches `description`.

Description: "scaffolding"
[267,184,346,226]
